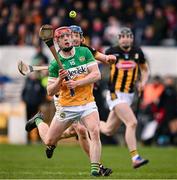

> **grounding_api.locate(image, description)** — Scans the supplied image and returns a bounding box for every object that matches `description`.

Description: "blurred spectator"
[43,5,55,24]
[21,72,47,144]
[32,45,49,65]
[0,0,177,46]
[17,24,33,45]
[139,76,165,145]
[155,76,177,146]
[6,22,18,45]
[100,0,111,22]
[133,9,147,45]
[103,16,121,45]
[0,73,12,102]
[92,18,104,38]
[164,4,177,35]
[140,75,177,146]
[144,1,154,25]
[153,8,168,43]
[86,1,99,22]
[142,76,164,107]
[142,25,158,45]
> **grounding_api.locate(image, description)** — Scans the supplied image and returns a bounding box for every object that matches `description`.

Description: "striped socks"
[35,118,43,126]
[91,162,100,176]
[130,150,140,162]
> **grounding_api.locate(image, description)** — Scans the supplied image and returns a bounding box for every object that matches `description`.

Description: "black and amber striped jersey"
[106,45,146,94]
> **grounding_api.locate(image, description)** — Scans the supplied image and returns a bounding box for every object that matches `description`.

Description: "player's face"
[118,34,133,49]
[57,33,72,49]
[71,32,83,46]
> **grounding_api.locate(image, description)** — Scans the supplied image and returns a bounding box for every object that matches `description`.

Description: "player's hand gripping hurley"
[39,24,75,96]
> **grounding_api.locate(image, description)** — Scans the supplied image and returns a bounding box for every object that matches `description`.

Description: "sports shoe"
[46,145,56,158]
[91,171,101,177]
[25,112,44,132]
[133,156,149,169]
[99,164,113,176]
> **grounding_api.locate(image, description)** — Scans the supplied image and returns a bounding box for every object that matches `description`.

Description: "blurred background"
[0,0,177,147]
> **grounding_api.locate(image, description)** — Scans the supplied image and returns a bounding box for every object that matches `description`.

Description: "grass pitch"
[0,144,176,179]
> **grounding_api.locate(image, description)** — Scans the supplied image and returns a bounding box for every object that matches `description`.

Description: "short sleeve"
[105,47,111,55]
[82,44,97,56]
[48,60,60,78]
[85,47,96,65]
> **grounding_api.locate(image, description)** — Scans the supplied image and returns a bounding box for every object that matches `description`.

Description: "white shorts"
[106,90,134,110]
[53,95,59,108]
[54,101,98,122]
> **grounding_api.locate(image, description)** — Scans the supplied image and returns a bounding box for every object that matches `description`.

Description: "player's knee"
[69,129,77,136]
[104,130,114,136]
[77,126,87,138]
[89,127,100,141]
[126,120,137,129]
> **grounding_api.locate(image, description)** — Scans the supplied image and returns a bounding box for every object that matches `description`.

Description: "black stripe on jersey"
[109,68,119,93]
[120,70,128,92]
[129,68,136,93]
[112,68,119,93]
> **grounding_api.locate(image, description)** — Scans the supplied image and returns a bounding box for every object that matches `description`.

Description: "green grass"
[0,144,176,179]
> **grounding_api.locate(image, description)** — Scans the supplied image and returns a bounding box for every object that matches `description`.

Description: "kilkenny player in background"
[100,27,150,169]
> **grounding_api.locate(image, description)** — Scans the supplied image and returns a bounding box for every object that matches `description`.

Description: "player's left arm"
[139,62,150,87]
[137,48,150,93]
[77,63,101,86]
[64,63,101,89]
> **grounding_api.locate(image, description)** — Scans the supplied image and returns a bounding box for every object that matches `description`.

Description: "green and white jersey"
[48,46,97,106]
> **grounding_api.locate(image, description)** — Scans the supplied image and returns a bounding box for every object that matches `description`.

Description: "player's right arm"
[47,60,68,96]
[64,48,101,89]
[95,51,116,64]
[82,44,116,64]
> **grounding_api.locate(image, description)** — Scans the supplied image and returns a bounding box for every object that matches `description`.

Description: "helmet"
[70,25,83,36]
[118,27,133,38]
[54,26,71,39]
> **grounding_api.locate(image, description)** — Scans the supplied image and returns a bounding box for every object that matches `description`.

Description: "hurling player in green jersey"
[57,25,113,176]
[26,26,103,176]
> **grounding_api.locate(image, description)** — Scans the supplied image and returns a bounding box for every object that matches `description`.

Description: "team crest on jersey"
[60,112,66,118]
[135,53,139,59]
[124,53,129,59]
[79,56,85,62]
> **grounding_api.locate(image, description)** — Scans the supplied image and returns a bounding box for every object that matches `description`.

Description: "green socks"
[35,118,43,126]
[91,162,100,176]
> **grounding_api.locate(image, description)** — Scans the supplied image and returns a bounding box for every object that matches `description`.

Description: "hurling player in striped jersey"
[100,27,150,169]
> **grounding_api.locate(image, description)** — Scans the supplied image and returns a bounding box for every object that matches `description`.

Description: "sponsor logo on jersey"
[116,61,136,70]
[79,56,86,62]
[68,65,87,77]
